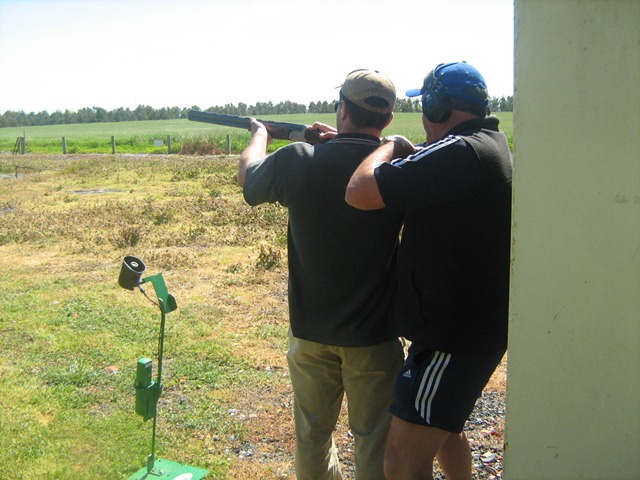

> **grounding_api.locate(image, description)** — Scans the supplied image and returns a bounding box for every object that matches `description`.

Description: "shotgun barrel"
[187,110,322,144]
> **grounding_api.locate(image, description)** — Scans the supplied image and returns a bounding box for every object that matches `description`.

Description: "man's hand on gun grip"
[307,122,338,144]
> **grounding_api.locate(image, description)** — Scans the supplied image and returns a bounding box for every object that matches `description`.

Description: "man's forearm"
[237,128,269,188]
[345,142,396,210]
[346,135,418,210]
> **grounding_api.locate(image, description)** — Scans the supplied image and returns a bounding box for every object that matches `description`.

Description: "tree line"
[0,96,513,128]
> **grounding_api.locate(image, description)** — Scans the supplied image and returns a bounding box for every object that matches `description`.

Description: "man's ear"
[385,112,394,129]
[340,101,350,122]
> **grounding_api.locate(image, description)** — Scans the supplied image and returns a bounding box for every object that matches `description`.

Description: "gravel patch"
[229,386,505,479]
[449,390,505,479]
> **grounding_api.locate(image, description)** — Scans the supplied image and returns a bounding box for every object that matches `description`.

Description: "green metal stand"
[128,458,210,479]
[128,273,208,480]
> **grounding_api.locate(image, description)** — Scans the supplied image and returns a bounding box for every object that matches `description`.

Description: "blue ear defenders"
[422,67,451,123]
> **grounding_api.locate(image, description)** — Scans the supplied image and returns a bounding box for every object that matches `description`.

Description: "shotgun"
[187,110,323,144]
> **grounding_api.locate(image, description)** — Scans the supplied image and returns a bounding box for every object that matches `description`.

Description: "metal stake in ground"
[118,256,209,480]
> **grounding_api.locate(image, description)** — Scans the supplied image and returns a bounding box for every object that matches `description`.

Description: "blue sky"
[0,0,514,113]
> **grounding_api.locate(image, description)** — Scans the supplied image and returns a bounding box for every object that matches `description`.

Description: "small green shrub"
[256,244,281,270]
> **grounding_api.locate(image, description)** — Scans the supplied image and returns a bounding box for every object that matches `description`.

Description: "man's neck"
[340,129,382,139]
[427,111,483,143]
[339,119,382,139]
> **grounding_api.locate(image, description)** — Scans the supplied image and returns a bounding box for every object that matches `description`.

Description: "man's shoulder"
[261,142,314,167]
[393,135,468,167]
[281,141,316,155]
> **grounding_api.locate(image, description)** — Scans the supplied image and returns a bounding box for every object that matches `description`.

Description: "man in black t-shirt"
[238,69,404,480]
[346,62,512,480]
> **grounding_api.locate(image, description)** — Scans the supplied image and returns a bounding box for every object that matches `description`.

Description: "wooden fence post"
[227,134,231,155]
[20,136,26,154]
[62,137,67,154]
[167,135,171,154]
[111,136,116,154]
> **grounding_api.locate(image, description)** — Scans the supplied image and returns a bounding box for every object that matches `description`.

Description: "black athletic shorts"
[389,343,505,433]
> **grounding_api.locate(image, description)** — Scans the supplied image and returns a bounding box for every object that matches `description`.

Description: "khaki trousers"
[286,331,404,480]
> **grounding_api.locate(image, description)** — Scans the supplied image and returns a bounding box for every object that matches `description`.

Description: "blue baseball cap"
[406,62,488,106]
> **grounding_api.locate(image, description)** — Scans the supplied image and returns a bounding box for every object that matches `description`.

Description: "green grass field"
[0,112,513,155]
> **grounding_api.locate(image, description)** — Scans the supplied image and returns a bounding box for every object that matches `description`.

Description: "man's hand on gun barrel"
[248,118,272,143]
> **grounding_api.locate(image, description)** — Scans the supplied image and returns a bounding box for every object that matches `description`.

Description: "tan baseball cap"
[339,69,396,115]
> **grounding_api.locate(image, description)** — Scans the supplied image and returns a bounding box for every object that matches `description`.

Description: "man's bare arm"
[238,119,270,188]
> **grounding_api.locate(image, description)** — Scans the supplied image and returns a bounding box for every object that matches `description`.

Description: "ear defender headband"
[422,66,452,124]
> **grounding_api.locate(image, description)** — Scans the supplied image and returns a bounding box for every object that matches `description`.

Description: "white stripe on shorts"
[415,351,452,423]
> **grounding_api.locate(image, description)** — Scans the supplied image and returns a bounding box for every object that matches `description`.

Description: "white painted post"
[506,1,640,477]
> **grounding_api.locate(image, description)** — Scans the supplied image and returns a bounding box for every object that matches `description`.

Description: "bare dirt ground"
[223,362,506,480]
[219,364,507,480]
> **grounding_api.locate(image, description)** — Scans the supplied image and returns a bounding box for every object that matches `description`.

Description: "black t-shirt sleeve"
[243,143,312,206]
[375,136,483,212]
